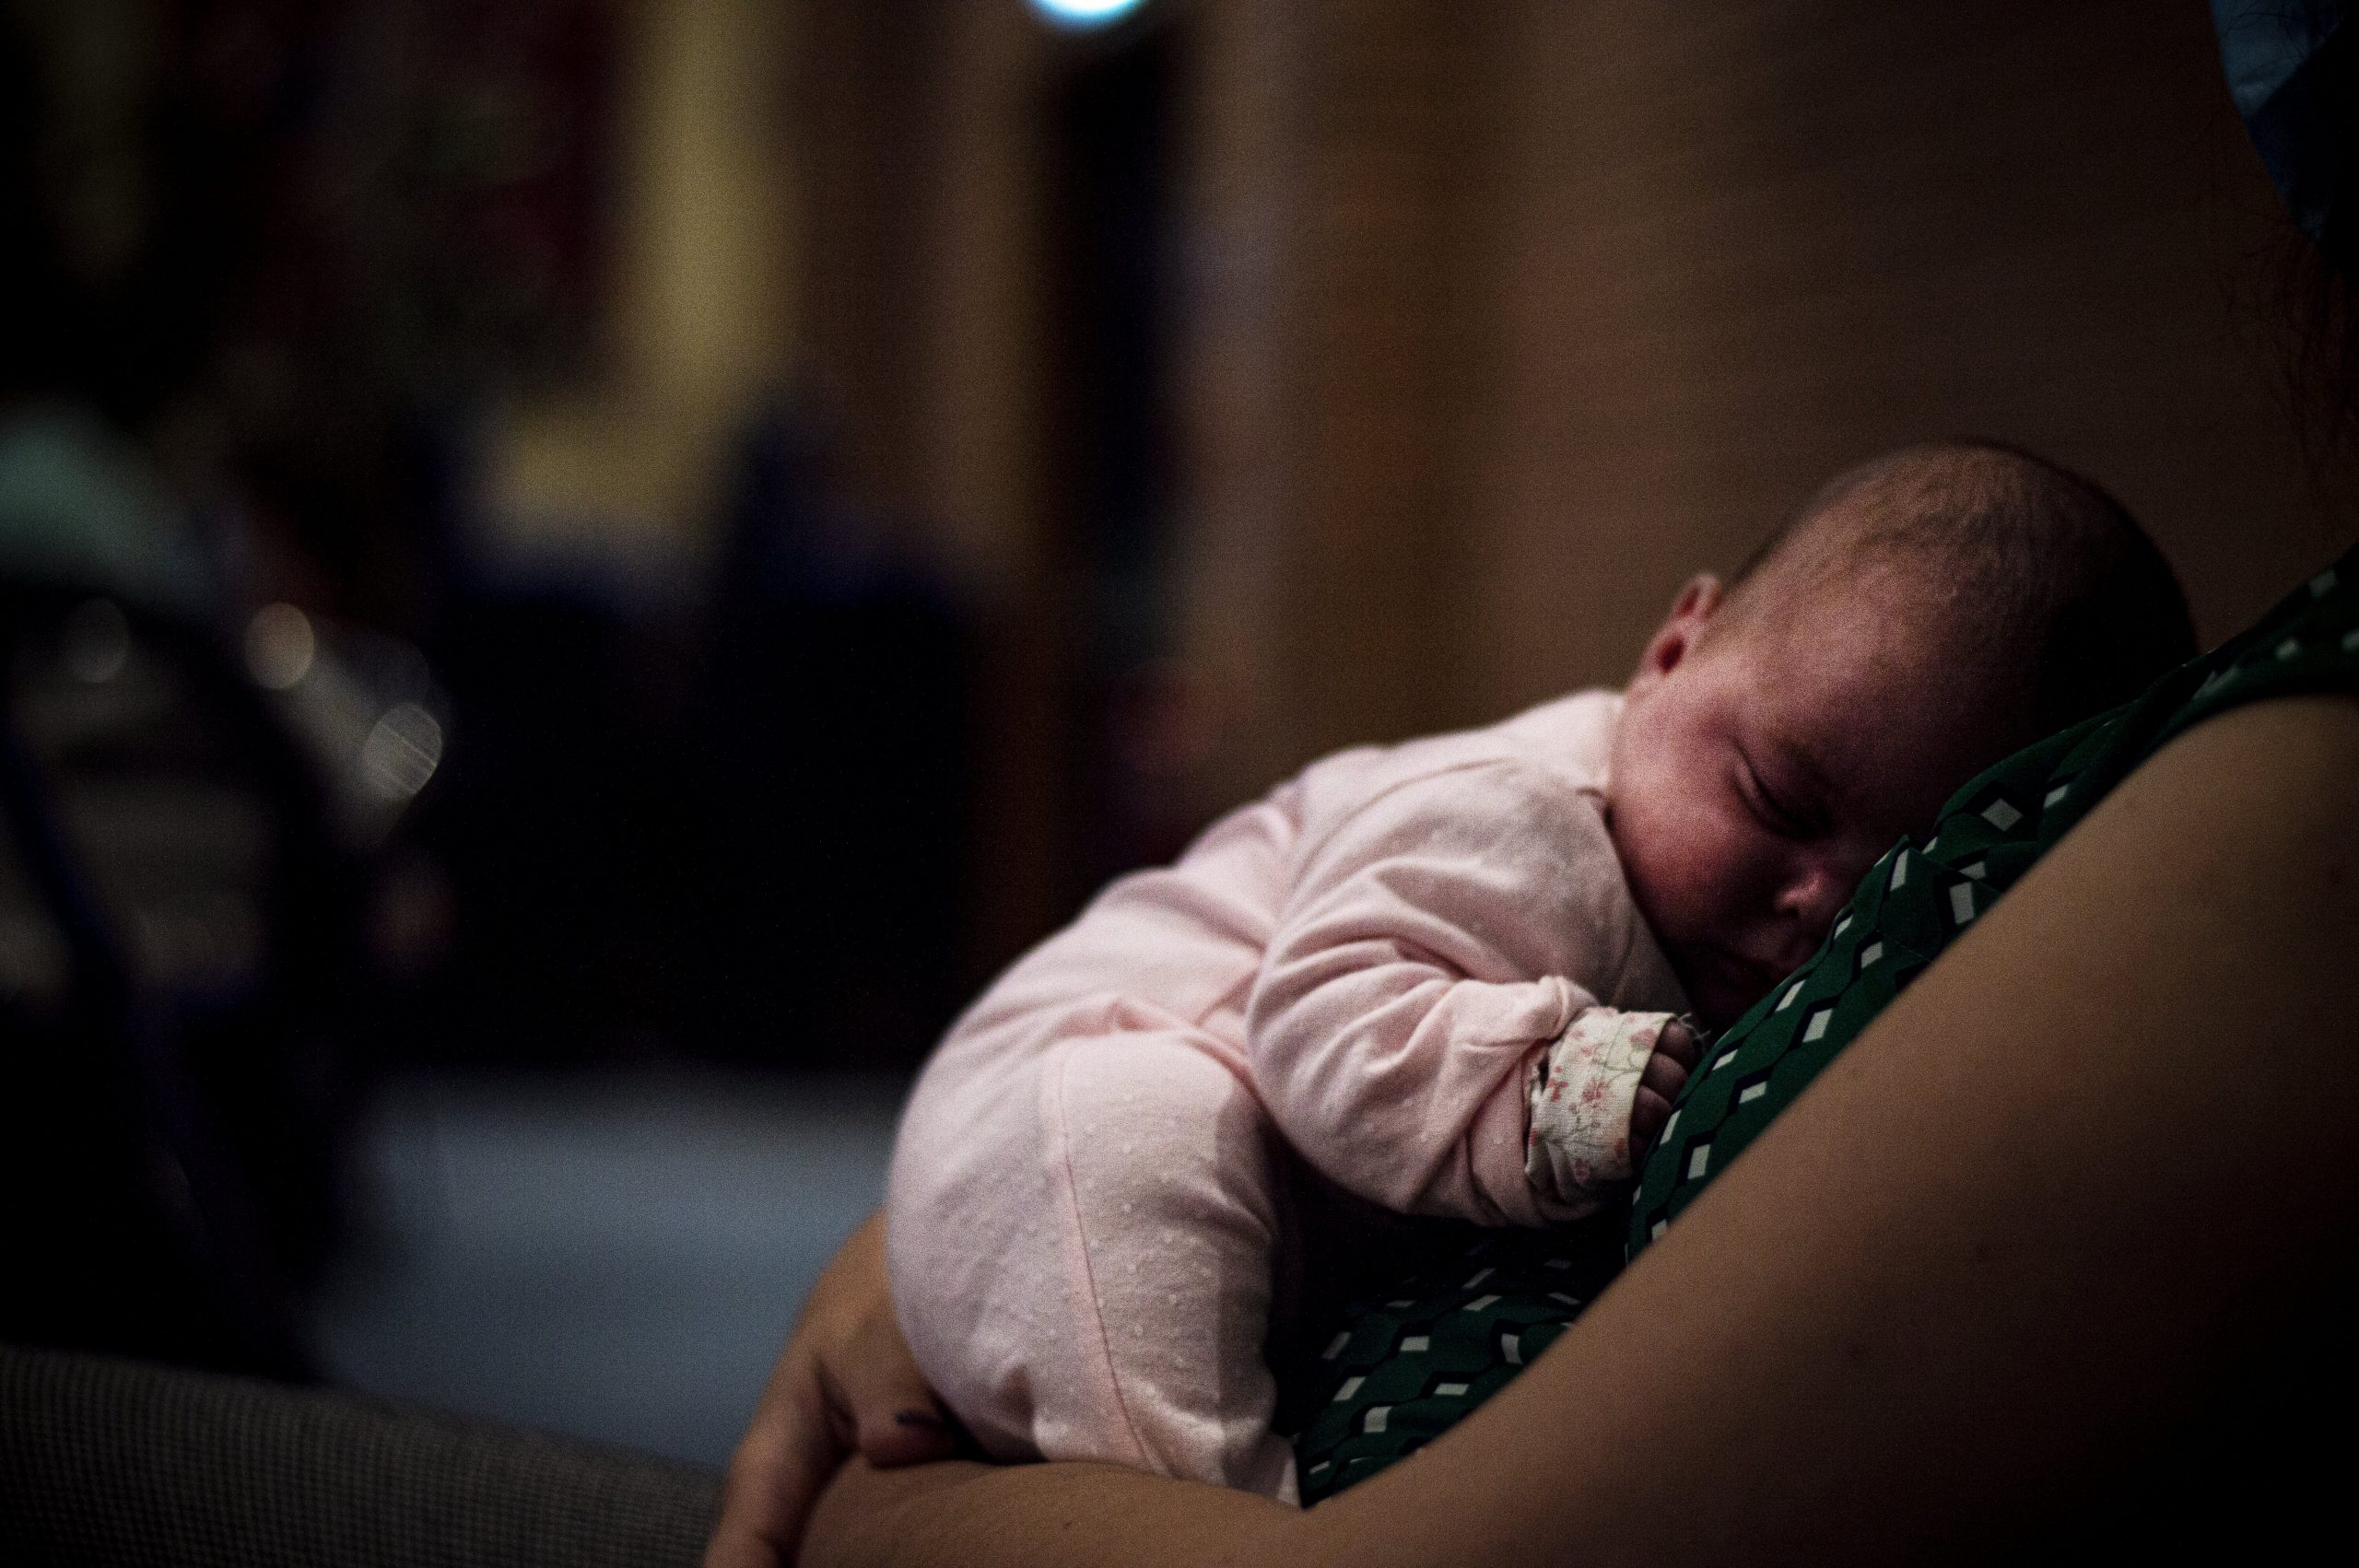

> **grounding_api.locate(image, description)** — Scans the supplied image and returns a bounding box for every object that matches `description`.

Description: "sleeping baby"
[886,440,2196,1500]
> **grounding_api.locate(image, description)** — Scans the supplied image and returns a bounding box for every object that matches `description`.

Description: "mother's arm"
[803,693,2359,1568]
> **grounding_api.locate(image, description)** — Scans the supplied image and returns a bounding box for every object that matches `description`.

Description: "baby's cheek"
[1626,827,1719,942]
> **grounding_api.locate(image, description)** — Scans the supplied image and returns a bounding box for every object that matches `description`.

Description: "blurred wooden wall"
[1453,0,2337,722]
[792,0,2347,965]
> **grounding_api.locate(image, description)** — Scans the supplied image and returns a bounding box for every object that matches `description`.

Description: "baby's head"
[1606,440,2196,1026]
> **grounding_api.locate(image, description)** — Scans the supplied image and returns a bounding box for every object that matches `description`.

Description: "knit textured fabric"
[0,1344,721,1568]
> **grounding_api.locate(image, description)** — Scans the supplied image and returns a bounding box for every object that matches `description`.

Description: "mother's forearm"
[802,1456,1306,1568]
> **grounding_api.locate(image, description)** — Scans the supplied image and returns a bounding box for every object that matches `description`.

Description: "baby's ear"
[1670,573,1725,625]
[1631,574,1726,690]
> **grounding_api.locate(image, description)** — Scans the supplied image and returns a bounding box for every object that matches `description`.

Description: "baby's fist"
[1628,1019,1699,1159]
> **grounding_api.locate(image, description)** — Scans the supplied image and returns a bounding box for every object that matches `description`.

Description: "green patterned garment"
[1293,546,2359,1504]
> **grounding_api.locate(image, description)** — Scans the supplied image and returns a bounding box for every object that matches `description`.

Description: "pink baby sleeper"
[886,690,1688,1501]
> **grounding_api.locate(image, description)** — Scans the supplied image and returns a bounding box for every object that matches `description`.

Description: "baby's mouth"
[1691,943,1787,1013]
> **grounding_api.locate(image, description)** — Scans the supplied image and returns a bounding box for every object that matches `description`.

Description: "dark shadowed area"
[1,0,2345,1462]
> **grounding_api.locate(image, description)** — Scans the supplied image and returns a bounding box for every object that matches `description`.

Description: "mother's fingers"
[705,1352,840,1568]
[706,1211,949,1568]
[835,1307,957,1469]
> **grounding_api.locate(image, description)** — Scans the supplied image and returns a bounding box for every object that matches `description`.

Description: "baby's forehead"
[1747,447,2044,595]
[1727,548,1976,660]
[1770,495,1978,593]
[1719,566,2029,721]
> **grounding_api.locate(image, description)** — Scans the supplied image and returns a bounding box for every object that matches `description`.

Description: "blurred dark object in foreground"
[0,585,374,1378]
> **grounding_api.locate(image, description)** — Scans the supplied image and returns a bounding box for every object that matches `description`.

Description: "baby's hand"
[1526,1010,1703,1208]
[1627,1019,1700,1159]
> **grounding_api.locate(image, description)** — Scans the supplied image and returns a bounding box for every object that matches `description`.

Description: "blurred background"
[1,0,2348,1466]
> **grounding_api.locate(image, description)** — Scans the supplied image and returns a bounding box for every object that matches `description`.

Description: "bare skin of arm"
[795,694,2359,1568]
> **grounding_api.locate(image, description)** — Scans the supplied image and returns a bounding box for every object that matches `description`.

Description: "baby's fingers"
[1630,1083,1676,1156]
[1630,1028,1696,1159]
[1651,1019,1701,1073]
[1638,1038,1692,1106]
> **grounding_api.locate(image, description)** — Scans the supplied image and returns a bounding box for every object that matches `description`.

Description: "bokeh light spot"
[245,603,318,690]
[1028,0,1148,29]
[63,599,131,684]
[361,701,445,801]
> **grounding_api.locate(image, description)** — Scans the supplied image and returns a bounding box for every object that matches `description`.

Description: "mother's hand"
[705,1212,956,1568]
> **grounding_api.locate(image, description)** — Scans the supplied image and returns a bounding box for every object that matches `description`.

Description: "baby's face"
[1606,573,2020,1027]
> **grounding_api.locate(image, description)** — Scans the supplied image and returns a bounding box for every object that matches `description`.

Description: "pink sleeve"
[1245,755,1654,1228]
